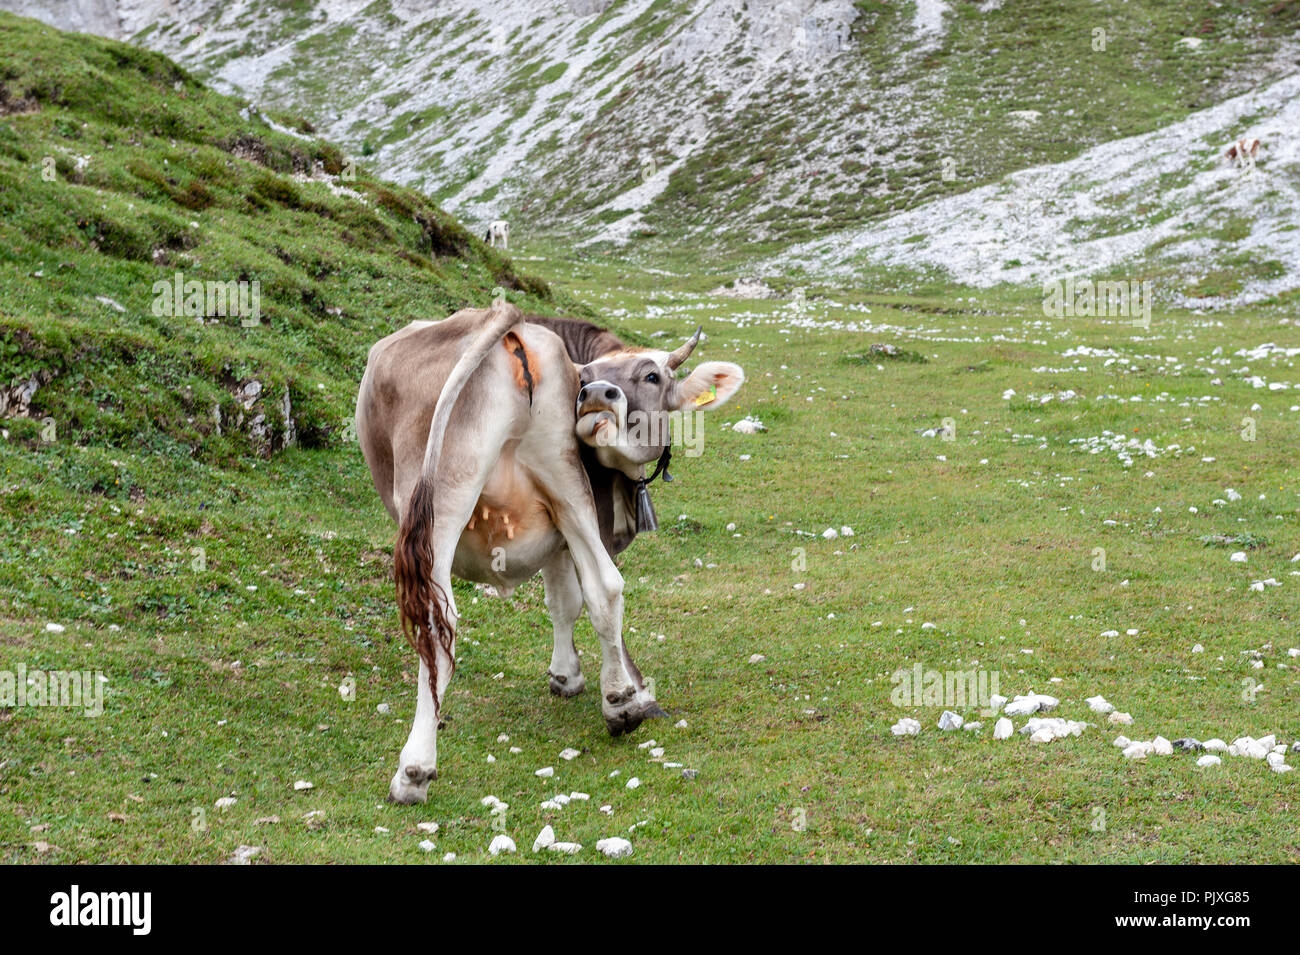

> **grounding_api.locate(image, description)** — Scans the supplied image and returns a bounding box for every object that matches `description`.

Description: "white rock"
[938,710,963,731]
[44,623,66,634]
[840,526,854,537]
[488,835,516,856]
[535,766,555,778]
[1192,644,1204,653]
[1202,738,1227,752]
[596,837,634,859]
[626,777,641,789]
[293,780,314,791]
[1113,736,1131,748]
[1085,695,1114,714]
[532,825,556,852]
[1196,754,1222,767]
[891,717,921,736]
[748,653,766,663]
[550,841,583,854]
[442,852,456,862]
[559,748,581,761]
[1122,742,1153,759]
[962,721,982,732]
[214,797,237,810]
[993,717,1014,740]
[417,822,439,834]
[1108,712,1133,725]
[1152,736,1174,756]
[1029,728,1055,743]
[675,719,688,728]
[418,840,437,852]
[1267,753,1293,773]
[822,527,838,540]
[987,694,1008,712]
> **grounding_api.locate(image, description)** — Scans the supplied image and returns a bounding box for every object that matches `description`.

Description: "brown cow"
[355,301,744,802]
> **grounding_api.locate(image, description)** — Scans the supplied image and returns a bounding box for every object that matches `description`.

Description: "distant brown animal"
[1225,137,1260,169]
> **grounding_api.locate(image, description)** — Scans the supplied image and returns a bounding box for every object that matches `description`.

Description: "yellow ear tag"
[693,383,717,407]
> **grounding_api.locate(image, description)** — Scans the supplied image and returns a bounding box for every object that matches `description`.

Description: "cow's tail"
[393,299,523,708]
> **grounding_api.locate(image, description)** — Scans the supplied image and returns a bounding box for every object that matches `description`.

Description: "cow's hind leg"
[389,426,513,804]
[543,550,585,697]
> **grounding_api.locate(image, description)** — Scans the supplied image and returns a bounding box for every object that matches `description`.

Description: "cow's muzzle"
[577,380,624,418]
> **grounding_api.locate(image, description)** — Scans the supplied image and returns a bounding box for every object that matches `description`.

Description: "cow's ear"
[675,361,744,411]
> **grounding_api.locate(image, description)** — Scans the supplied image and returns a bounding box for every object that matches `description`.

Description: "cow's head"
[575,328,744,477]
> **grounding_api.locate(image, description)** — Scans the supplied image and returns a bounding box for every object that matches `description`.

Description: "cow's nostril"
[578,386,588,401]
[604,388,619,401]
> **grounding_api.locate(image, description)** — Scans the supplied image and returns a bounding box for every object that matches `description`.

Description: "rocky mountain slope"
[9,1,1299,251]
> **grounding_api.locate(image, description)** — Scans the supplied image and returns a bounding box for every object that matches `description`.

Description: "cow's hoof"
[548,670,586,698]
[604,697,668,737]
[387,764,437,804]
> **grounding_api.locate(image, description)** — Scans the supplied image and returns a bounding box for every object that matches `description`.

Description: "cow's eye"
[645,372,660,384]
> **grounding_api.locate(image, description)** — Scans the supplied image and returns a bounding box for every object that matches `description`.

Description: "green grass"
[3,13,1300,865]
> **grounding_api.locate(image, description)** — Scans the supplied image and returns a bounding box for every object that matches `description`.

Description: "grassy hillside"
[0,9,561,466]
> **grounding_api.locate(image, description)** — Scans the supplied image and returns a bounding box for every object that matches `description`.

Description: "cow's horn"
[666,327,702,370]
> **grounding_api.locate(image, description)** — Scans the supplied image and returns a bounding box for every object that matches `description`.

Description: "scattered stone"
[596,837,634,859]
[962,721,983,732]
[558,748,581,761]
[748,653,766,663]
[418,840,436,852]
[682,768,699,780]
[1004,693,1058,716]
[214,797,237,810]
[1085,695,1114,715]
[1123,742,1153,759]
[1196,754,1222,767]
[417,822,439,834]
[625,777,641,789]
[1203,738,1228,753]
[993,717,1013,740]
[1108,712,1133,726]
[938,710,963,731]
[535,766,555,778]
[488,835,516,856]
[1172,738,1203,752]
[1152,736,1174,756]
[293,780,314,791]
[550,841,583,854]
[891,717,921,736]
[532,825,556,852]
[228,845,261,865]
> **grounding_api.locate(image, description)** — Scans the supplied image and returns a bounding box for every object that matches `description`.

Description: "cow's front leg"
[543,550,586,697]
[556,512,665,735]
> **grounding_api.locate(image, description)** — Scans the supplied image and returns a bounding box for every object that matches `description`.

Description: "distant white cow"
[1225,138,1260,170]
[486,220,509,250]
